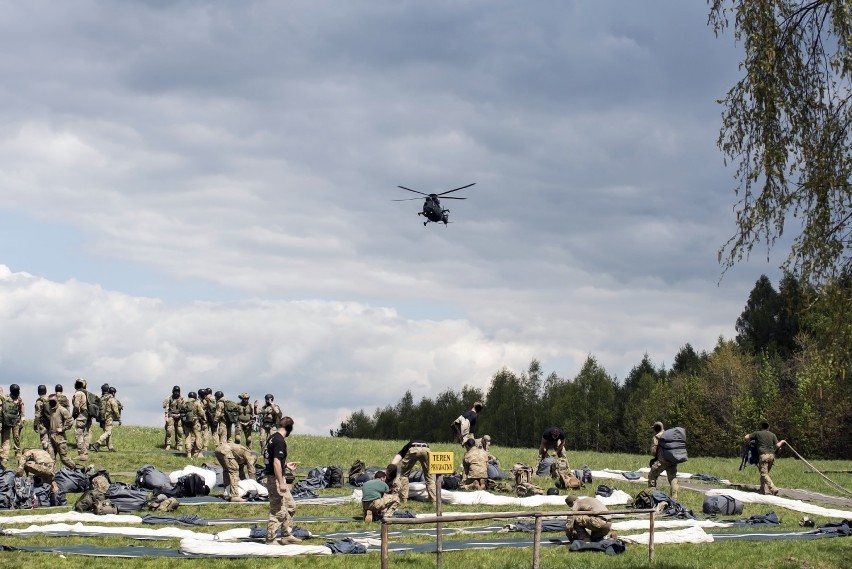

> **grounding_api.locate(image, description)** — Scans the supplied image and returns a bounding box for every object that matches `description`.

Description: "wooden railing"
[380,508,658,568]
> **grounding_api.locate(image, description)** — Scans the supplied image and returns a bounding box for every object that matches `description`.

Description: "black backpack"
[442,474,461,490]
[324,465,343,488]
[703,494,744,515]
[176,473,209,498]
[85,390,102,422]
[136,465,175,494]
[54,468,92,494]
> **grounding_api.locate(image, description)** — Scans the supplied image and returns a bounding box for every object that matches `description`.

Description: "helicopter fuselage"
[419,195,449,225]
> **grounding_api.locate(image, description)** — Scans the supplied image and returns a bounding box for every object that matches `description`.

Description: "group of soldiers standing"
[1,379,124,492]
[163,386,282,458]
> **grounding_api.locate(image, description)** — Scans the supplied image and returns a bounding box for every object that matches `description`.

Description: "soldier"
[744,421,787,496]
[6,384,26,458]
[538,427,567,460]
[196,388,210,451]
[216,391,231,444]
[215,441,257,502]
[452,401,483,445]
[93,383,121,452]
[462,438,488,490]
[390,438,436,503]
[108,387,123,423]
[234,392,256,449]
[257,394,282,452]
[33,385,51,453]
[648,421,679,500]
[180,392,204,458]
[54,384,70,412]
[203,388,219,447]
[17,447,57,492]
[564,495,612,542]
[46,394,75,469]
[361,469,399,523]
[264,416,301,545]
[163,386,184,451]
[71,378,93,462]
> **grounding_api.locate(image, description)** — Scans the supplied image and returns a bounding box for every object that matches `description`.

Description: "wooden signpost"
[429,451,454,567]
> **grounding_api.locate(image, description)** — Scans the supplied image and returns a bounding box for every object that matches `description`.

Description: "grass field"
[0,424,851,568]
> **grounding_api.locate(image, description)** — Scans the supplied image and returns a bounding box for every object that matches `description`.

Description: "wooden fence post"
[532,514,543,569]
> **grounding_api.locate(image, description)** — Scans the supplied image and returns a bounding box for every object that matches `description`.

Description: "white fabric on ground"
[180,537,332,556]
[1,522,215,540]
[620,525,714,545]
[407,484,631,507]
[637,467,731,484]
[169,465,217,489]
[705,488,852,519]
[595,469,648,483]
[612,519,733,531]
[0,511,142,525]
[222,478,268,499]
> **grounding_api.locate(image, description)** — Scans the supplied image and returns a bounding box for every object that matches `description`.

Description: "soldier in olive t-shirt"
[744,422,786,495]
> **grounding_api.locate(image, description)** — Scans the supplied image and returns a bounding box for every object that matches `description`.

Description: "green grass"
[1,425,851,568]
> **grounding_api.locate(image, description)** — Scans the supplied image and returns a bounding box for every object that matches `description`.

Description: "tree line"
[334,274,851,459]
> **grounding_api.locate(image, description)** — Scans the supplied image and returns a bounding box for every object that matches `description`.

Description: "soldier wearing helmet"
[54,384,70,412]
[180,392,205,458]
[71,378,94,463]
[33,385,51,453]
[1,384,26,462]
[163,386,184,452]
[235,392,257,450]
[257,393,282,452]
[92,383,121,453]
[213,390,230,445]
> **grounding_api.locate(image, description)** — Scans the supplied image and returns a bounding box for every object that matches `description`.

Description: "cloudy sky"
[0,1,785,434]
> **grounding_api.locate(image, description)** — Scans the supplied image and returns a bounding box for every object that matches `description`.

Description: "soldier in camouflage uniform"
[71,378,93,462]
[180,392,205,458]
[257,394,282,452]
[648,421,679,500]
[234,392,256,449]
[214,391,230,444]
[203,388,219,447]
[462,438,488,490]
[47,394,76,469]
[196,388,210,451]
[33,385,51,453]
[215,441,257,502]
[108,387,123,422]
[93,383,121,452]
[744,421,787,495]
[6,384,26,458]
[565,495,612,542]
[163,386,184,451]
[17,447,56,490]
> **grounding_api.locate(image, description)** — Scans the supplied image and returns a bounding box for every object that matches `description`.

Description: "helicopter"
[393,183,476,226]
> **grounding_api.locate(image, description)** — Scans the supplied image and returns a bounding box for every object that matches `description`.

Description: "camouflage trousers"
[399,445,436,503]
[216,448,257,496]
[75,418,92,461]
[37,426,51,453]
[265,475,296,543]
[234,423,253,449]
[758,453,778,495]
[182,421,202,457]
[198,420,209,451]
[648,459,679,500]
[164,416,184,450]
[95,419,115,450]
[217,422,233,445]
[259,425,275,452]
[12,422,23,456]
[0,426,11,462]
[567,515,611,542]
[49,433,76,470]
[362,493,400,520]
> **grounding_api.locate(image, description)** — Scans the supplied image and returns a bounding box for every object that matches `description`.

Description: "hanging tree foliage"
[709,0,852,282]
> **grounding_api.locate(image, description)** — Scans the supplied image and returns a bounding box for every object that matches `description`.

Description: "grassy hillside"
[0,425,850,568]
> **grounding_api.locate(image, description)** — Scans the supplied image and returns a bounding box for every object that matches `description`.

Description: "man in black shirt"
[538,426,566,460]
[453,401,483,445]
[263,416,300,545]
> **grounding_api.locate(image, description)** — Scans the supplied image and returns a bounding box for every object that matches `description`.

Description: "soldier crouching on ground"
[361,469,400,523]
[565,495,612,542]
[462,438,488,490]
[17,448,58,493]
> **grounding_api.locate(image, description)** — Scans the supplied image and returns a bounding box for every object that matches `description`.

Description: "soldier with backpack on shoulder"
[234,392,257,450]
[47,394,76,469]
[92,383,121,453]
[33,385,52,453]
[163,386,184,452]
[648,421,687,501]
[72,378,98,463]
[180,392,205,458]
[257,394,282,452]
[4,384,26,459]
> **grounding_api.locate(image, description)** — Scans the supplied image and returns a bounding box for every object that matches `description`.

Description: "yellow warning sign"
[429,451,455,475]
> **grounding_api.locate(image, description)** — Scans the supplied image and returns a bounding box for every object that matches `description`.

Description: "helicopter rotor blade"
[437,182,476,196]
[397,185,429,196]
[391,197,425,201]
[440,196,467,200]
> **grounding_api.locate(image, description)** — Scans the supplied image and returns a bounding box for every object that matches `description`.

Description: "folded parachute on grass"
[705,489,852,519]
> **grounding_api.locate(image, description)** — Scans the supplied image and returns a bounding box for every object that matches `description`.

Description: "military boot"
[91,442,101,452]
